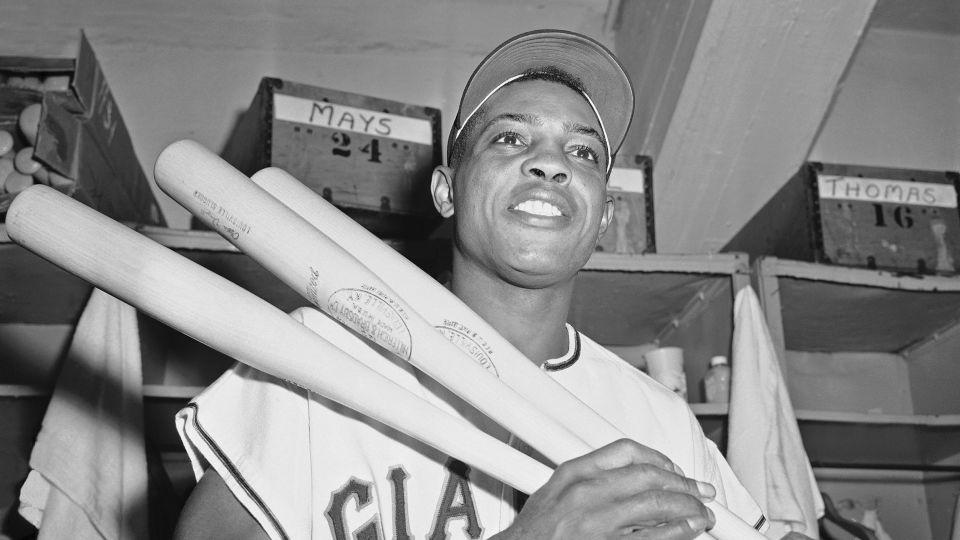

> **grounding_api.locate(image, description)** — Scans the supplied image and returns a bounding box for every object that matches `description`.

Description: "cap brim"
[454,29,634,159]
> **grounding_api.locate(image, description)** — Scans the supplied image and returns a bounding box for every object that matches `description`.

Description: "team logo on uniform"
[325,461,483,539]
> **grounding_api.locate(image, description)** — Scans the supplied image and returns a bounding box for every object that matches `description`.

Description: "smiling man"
[174,30,779,540]
[432,72,614,356]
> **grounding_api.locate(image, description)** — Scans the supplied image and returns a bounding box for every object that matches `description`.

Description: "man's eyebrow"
[478,112,538,134]
[566,122,606,147]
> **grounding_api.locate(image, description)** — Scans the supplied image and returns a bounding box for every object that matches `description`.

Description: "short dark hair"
[447,66,607,173]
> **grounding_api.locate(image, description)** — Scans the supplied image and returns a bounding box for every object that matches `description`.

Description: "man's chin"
[500,257,584,290]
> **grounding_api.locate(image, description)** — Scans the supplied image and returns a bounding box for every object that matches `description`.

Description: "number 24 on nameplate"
[330,132,382,163]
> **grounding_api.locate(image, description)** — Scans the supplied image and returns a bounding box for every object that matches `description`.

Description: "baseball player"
[174,29,798,539]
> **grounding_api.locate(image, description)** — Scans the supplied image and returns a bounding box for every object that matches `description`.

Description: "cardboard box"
[221,78,442,238]
[0,32,163,225]
[595,154,655,254]
[725,162,960,275]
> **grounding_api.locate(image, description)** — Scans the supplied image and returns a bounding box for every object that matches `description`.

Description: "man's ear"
[431,166,455,218]
[598,194,615,238]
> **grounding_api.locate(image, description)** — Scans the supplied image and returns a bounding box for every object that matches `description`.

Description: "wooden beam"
[614,0,712,160]
[647,0,876,254]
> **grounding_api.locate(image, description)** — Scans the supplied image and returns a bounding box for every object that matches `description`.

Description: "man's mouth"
[512,199,564,217]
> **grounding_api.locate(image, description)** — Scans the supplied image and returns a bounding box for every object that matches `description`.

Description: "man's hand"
[492,439,716,540]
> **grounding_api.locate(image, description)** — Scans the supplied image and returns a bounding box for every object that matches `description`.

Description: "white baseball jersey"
[177,320,766,539]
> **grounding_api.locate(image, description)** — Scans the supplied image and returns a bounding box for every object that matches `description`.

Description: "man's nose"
[523,146,570,184]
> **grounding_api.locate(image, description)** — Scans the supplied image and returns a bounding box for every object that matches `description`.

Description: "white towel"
[18,288,148,540]
[727,286,824,538]
[951,492,960,540]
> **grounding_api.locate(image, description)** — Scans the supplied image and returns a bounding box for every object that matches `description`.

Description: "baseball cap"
[449,29,635,173]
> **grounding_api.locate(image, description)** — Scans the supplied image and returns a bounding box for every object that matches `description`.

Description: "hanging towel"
[727,286,824,538]
[18,288,148,540]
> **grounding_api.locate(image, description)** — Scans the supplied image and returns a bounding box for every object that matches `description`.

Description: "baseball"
[14,147,42,175]
[18,103,42,146]
[3,171,34,194]
[0,130,13,155]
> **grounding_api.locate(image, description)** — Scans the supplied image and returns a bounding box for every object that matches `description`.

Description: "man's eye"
[493,132,522,146]
[572,145,599,163]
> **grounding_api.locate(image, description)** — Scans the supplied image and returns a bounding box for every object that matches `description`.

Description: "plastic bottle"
[704,355,731,403]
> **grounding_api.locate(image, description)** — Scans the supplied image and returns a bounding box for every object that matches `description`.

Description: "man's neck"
[450,256,575,366]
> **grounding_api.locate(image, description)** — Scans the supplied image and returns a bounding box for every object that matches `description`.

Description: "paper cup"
[607,343,657,371]
[643,346,687,399]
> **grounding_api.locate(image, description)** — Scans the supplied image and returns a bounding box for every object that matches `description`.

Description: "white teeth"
[515,199,561,217]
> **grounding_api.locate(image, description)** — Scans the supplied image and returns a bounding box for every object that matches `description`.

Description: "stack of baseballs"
[0,101,76,202]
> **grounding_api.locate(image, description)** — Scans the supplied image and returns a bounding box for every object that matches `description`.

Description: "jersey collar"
[542,324,581,372]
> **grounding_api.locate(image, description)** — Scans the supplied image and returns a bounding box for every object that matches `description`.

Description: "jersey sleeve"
[176,363,312,540]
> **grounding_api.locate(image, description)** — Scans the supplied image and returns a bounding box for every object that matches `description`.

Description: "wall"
[0,0,610,228]
[810,27,960,172]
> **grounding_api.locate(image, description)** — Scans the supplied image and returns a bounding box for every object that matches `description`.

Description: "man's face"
[446,79,612,288]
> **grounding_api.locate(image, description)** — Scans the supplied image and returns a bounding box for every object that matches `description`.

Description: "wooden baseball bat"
[153,140,591,467]
[4,185,552,495]
[10,184,746,538]
[249,168,762,540]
